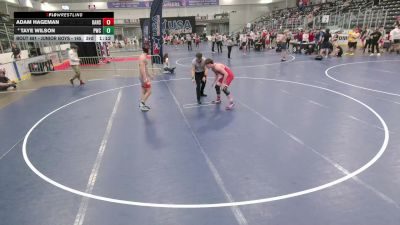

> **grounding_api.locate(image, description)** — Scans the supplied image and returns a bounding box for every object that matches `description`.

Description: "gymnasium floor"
[1,44,400,225]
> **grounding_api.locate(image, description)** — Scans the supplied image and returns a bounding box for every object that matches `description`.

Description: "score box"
[103,18,114,26]
[103,26,114,35]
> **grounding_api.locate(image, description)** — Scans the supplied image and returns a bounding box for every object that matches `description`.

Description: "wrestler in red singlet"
[204,58,235,110]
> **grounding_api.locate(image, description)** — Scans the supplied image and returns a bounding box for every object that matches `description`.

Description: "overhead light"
[62,5,70,10]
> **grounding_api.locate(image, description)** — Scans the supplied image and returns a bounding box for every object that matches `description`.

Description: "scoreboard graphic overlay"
[14,12,114,42]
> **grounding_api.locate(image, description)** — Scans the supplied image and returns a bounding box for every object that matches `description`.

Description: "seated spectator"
[0,68,17,91]
[303,30,310,43]
[335,44,343,57]
[305,44,315,55]
[309,30,315,43]
[163,54,176,74]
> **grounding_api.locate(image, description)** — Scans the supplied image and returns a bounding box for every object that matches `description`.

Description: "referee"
[192,53,208,104]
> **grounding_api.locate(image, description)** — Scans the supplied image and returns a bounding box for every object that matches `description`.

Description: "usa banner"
[149,0,163,64]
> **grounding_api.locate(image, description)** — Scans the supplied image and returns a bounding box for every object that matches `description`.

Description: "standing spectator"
[195,34,200,49]
[11,43,21,60]
[390,25,400,54]
[285,30,292,49]
[277,30,288,61]
[369,28,382,56]
[0,68,17,91]
[186,33,193,51]
[362,28,372,53]
[394,16,400,27]
[211,33,216,53]
[320,28,332,58]
[265,30,271,49]
[346,27,360,56]
[261,30,267,50]
[307,13,314,29]
[216,33,223,53]
[240,34,248,55]
[246,33,252,51]
[250,31,256,47]
[360,27,368,47]
[227,37,234,59]
[68,45,84,86]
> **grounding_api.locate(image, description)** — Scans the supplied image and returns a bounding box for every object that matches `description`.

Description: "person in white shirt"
[186,34,193,51]
[68,45,84,86]
[390,25,400,54]
[211,34,216,53]
[216,33,223,53]
[302,30,310,43]
[163,53,176,74]
[240,34,248,55]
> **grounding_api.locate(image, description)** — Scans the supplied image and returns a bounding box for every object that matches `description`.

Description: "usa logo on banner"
[149,0,163,64]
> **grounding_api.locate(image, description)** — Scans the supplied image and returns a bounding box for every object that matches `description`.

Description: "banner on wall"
[140,18,150,49]
[149,0,163,64]
[107,0,218,8]
[163,16,195,35]
[140,16,196,35]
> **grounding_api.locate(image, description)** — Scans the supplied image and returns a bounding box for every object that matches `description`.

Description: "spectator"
[390,25,400,54]
[320,28,332,58]
[240,34,248,55]
[11,43,21,60]
[303,30,310,43]
[346,27,360,56]
[362,28,372,53]
[68,45,84,86]
[211,33,216,53]
[186,33,193,51]
[216,33,223,53]
[0,68,17,91]
[335,44,344,57]
[227,37,234,59]
[195,34,200,49]
[277,30,288,61]
[163,53,176,74]
[309,30,315,43]
[369,28,382,56]
[307,13,314,29]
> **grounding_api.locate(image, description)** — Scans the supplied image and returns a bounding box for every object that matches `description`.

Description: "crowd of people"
[163,33,204,51]
[231,23,399,61]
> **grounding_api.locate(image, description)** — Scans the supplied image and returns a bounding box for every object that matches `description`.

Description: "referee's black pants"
[195,72,206,101]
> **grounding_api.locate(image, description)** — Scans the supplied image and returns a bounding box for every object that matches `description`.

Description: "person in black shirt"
[11,43,21,60]
[0,68,17,91]
[369,28,382,56]
[320,29,332,58]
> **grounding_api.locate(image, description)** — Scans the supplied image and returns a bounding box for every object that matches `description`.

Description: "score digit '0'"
[103,18,114,26]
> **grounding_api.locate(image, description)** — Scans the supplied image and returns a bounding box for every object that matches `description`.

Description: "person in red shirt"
[309,31,315,42]
[205,58,235,110]
[195,34,200,49]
